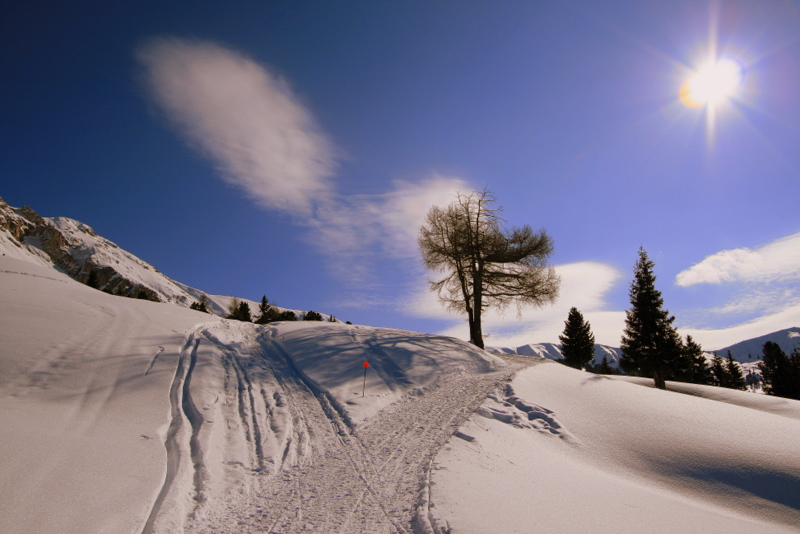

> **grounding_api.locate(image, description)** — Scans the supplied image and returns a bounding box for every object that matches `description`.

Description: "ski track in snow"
[147,322,525,534]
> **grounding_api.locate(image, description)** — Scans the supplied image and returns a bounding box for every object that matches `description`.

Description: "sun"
[679,58,743,108]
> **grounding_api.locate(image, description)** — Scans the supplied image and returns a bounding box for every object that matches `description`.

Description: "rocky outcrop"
[0,197,161,302]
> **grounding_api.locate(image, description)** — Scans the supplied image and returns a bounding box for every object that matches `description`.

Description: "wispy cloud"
[137,37,335,217]
[137,37,469,281]
[675,232,800,286]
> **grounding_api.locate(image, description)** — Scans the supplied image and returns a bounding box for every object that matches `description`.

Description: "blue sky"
[3,1,799,349]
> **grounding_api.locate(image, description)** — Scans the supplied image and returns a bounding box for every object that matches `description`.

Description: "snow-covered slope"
[0,254,506,533]
[432,360,800,533]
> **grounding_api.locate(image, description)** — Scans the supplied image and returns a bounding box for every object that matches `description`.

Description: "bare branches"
[418,189,560,348]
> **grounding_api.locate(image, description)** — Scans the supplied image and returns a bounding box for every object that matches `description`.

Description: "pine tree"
[682,335,713,385]
[237,300,252,322]
[559,307,595,370]
[725,350,746,390]
[619,247,682,389]
[759,342,800,399]
[226,298,253,322]
[710,352,728,387]
[190,294,210,313]
[597,356,614,374]
[255,295,277,324]
[275,310,297,321]
[304,310,323,321]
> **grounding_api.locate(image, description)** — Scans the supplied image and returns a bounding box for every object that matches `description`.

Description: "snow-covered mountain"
[488,342,623,368]
[0,198,317,320]
[717,326,800,361]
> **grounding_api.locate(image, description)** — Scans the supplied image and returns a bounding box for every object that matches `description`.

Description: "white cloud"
[307,175,470,280]
[407,261,626,347]
[675,232,800,287]
[137,38,471,282]
[137,38,335,217]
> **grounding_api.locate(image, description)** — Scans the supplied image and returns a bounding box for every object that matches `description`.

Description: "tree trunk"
[472,265,485,349]
[653,369,666,390]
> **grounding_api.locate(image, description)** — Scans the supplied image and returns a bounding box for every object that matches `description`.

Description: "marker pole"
[362,361,369,397]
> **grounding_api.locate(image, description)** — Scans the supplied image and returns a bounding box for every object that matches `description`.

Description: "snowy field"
[2,253,799,533]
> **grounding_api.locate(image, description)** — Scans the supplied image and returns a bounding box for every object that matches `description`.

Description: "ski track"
[147,322,528,533]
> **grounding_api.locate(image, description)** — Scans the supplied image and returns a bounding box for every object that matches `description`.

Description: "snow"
[432,360,800,533]
[2,251,799,533]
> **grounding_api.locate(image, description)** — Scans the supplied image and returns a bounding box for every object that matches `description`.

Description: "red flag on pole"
[362,361,369,396]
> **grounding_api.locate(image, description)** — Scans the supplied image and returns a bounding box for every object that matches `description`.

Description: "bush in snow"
[304,310,323,321]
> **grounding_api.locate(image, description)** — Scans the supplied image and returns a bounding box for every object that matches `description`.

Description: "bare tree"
[418,189,560,349]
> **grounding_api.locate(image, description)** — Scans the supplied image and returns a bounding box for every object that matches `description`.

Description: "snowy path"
[147,321,519,533]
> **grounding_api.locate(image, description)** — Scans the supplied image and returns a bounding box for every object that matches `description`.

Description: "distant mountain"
[489,327,800,369]
[0,197,314,320]
[488,342,623,368]
[715,327,800,362]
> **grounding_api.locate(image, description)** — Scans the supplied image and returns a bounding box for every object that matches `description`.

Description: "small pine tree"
[304,310,323,321]
[710,352,729,387]
[682,335,713,385]
[255,295,277,324]
[190,294,209,313]
[275,310,297,321]
[559,307,595,370]
[725,350,746,390]
[619,247,682,389]
[237,300,252,322]
[226,298,253,322]
[598,356,614,374]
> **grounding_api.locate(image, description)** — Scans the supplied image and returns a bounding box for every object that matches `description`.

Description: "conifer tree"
[597,356,614,374]
[559,307,595,370]
[682,335,713,385]
[725,350,746,390]
[190,296,209,313]
[275,310,297,321]
[255,295,277,324]
[237,300,252,322]
[759,342,800,399]
[226,298,252,322]
[304,310,323,321]
[710,352,728,387]
[619,247,682,389]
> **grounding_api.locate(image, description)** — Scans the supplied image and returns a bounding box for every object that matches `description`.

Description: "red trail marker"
[362,361,369,397]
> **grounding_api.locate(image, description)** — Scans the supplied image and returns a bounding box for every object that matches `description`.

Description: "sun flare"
[680,58,743,108]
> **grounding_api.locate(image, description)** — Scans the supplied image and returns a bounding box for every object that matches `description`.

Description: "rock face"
[1,197,162,302]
